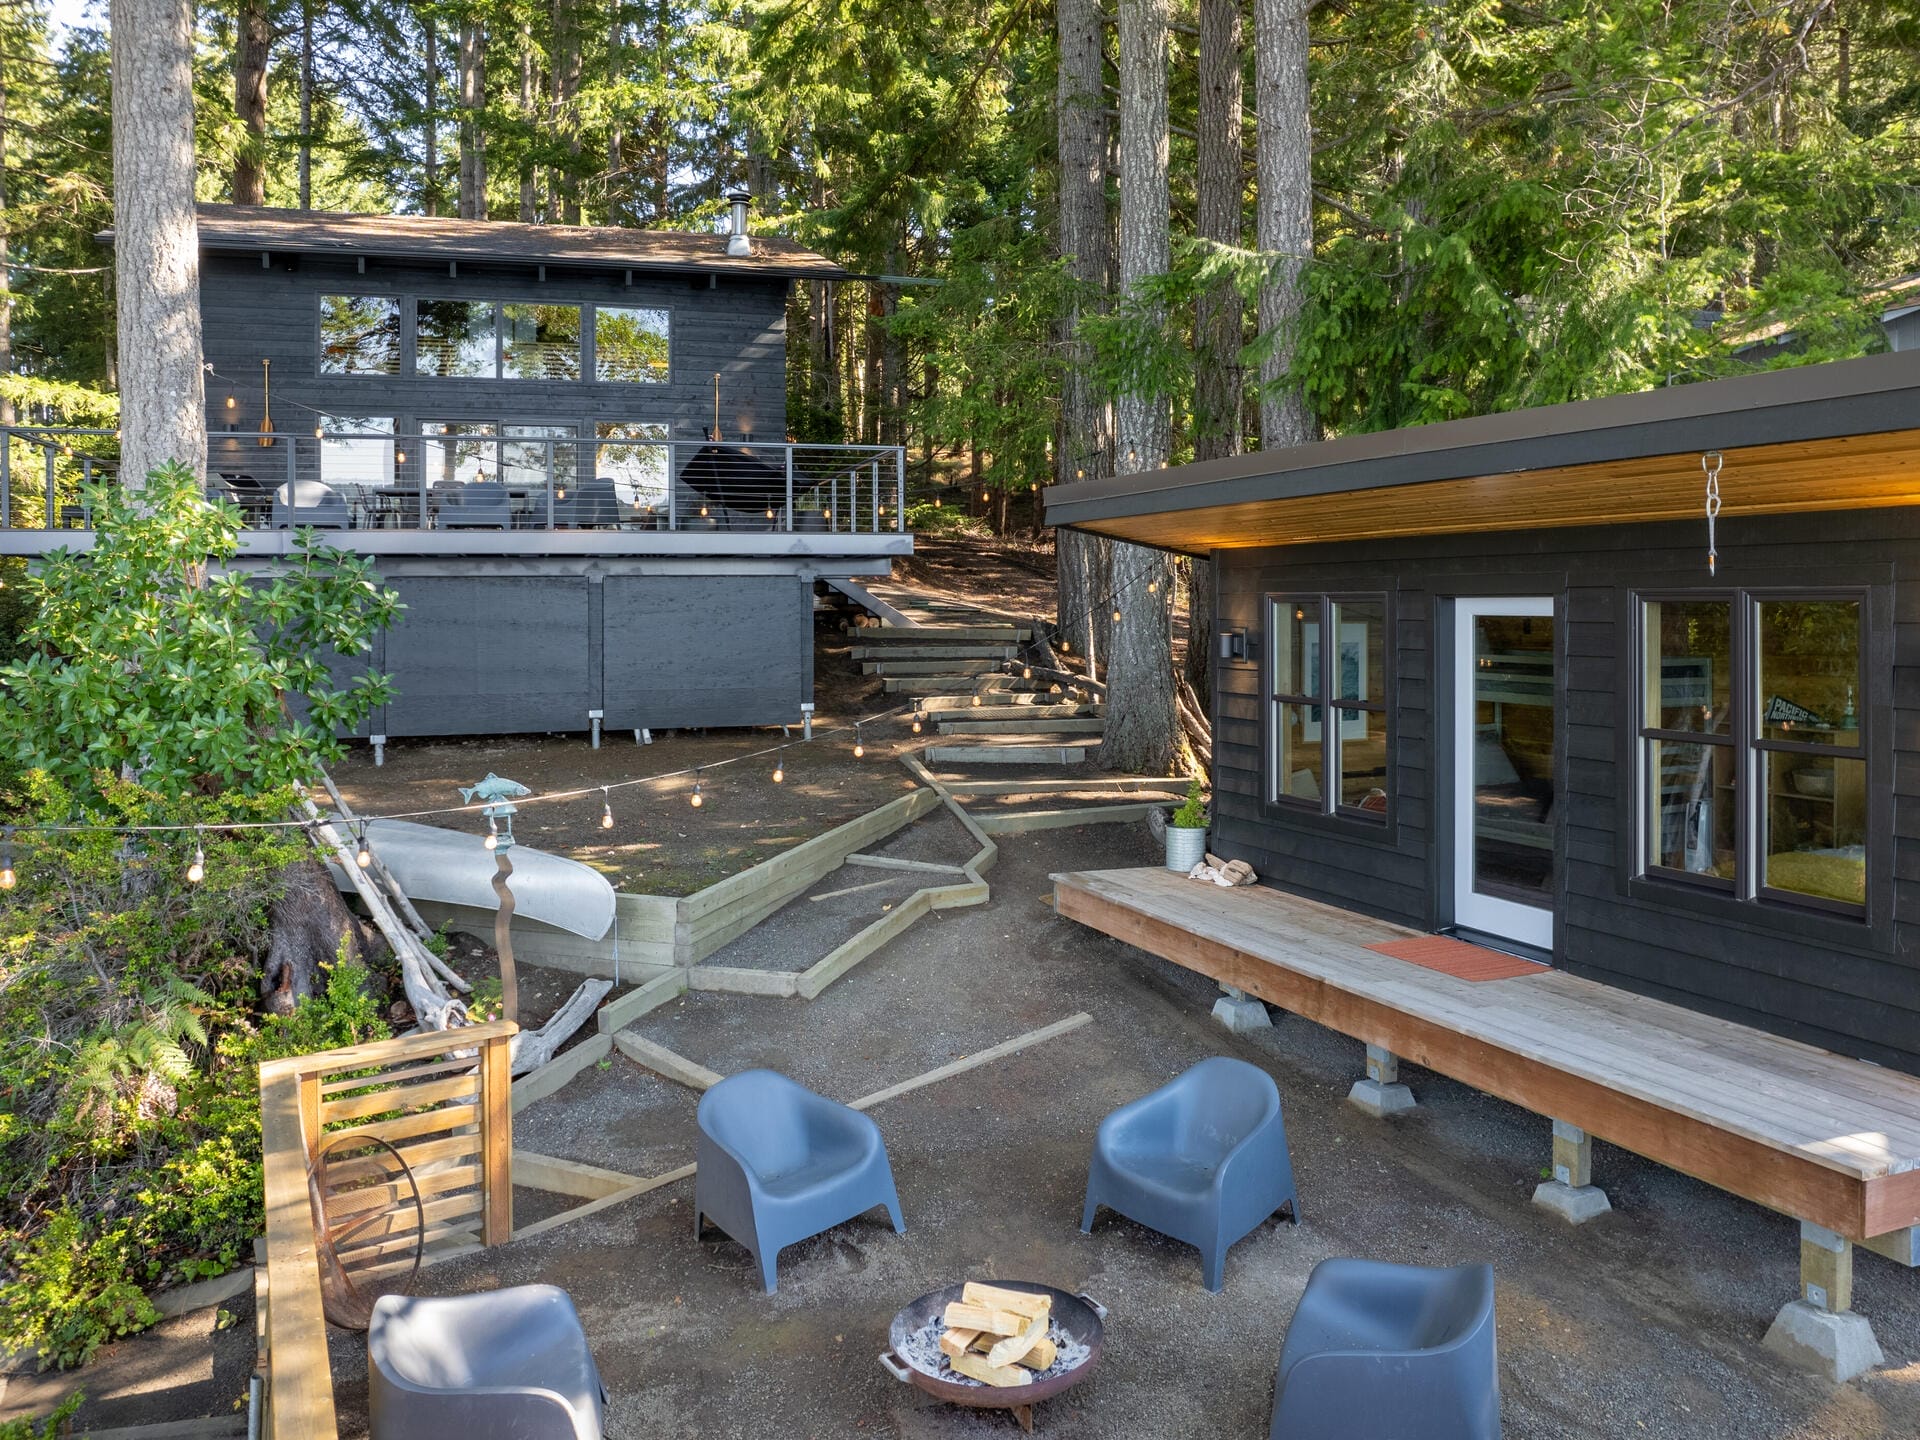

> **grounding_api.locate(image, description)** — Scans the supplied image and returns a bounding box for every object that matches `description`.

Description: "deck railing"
[1,426,908,535]
[255,1018,517,1438]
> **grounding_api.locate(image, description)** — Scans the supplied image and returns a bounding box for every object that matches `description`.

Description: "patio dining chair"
[440,481,513,530]
[1081,1055,1298,1292]
[695,1068,905,1294]
[1268,1259,1499,1439]
[367,1284,607,1440]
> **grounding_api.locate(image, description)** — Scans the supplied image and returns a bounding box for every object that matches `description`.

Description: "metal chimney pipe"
[726,191,753,257]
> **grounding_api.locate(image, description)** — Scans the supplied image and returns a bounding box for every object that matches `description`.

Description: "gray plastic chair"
[271,479,349,529]
[441,481,513,530]
[695,1068,904,1293]
[367,1284,606,1440]
[1270,1259,1499,1440]
[1081,1055,1298,1291]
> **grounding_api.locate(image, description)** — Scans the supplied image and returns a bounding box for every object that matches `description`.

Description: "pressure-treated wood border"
[1053,872,1920,1243]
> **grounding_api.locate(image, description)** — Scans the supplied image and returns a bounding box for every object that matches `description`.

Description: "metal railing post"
[785,445,795,532]
[667,442,678,531]
[2,429,11,528]
[415,436,427,528]
[871,460,880,534]
[44,445,56,527]
[896,448,905,532]
[545,441,556,530]
[284,434,295,489]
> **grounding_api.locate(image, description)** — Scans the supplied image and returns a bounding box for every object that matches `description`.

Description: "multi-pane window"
[502,304,583,380]
[595,306,671,383]
[318,295,401,375]
[1639,593,1865,914]
[416,299,499,378]
[316,415,395,488]
[1269,595,1390,819]
[595,421,670,507]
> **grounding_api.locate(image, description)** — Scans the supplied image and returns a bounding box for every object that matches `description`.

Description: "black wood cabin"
[1048,351,1920,1076]
[0,204,911,744]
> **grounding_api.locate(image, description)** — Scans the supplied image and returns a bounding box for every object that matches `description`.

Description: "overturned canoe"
[330,817,615,941]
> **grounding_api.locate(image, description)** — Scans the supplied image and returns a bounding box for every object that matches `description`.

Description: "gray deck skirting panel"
[1044,349,1920,529]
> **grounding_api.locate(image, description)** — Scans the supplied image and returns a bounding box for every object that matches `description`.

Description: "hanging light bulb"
[186,829,206,884]
[772,750,785,783]
[972,694,983,707]
[853,724,865,759]
[911,704,923,734]
[1022,666,1033,680]
[354,824,373,869]
[600,787,615,829]
[0,826,15,890]
[225,395,237,411]
[1112,606,1122,623]
[314,425,325,439]
[1147,579,1158,595]
[484,816,499,851]
[1075,468,1085,479]
[395,449,406,464]
[690,774,705,808]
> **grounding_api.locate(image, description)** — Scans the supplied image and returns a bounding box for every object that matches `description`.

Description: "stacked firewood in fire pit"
[937,1282,1059,1388]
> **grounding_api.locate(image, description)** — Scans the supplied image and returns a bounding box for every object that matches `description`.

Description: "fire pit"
[880,1281,1106,1433]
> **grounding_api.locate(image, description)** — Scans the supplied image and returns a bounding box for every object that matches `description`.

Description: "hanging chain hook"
[1701,451,1724,576]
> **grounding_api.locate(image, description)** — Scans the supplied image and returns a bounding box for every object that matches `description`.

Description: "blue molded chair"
[441,481,513,530]
[695,1068,905,1293]
[1081,1055,1298,1291]
[1270,1260,1500,1440]
[368,1285,606,1440]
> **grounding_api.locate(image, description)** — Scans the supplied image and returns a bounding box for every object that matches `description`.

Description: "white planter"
[1165,825,1209,873]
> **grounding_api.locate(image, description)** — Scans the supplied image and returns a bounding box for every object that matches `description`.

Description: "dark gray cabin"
[0,204,910,744]
[1048,351,1920,1076]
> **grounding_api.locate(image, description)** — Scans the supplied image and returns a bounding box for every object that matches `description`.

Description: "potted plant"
[1166,776,1210,872]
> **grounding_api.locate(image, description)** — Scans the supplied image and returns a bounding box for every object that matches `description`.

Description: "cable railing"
[0,426,908,536]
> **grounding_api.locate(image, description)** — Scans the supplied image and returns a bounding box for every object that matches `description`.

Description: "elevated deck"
[1052,868,1920,1246]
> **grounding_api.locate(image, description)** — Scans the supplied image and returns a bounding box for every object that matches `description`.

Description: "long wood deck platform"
[1053,868,1920,1247]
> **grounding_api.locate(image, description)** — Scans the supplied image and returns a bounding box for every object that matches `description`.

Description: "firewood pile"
[936,1282,1064,1388]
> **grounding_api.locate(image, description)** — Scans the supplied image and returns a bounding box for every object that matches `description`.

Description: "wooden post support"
[1531,1119,1612,1223]
[1347,1043,1415,1118]
[1763,1221,1885,1381]
[479,1031,514,1245]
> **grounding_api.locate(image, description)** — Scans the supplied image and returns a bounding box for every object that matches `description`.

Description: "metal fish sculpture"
[459,773,531,807]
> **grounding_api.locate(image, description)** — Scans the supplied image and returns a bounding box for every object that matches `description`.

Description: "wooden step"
[844,624,1029,642]
[864,658,1005,677]
[885,676,1015,694]
[926,741,1096,765]
[919,700,1096,721]
[851,644,1017,661]
[939,716,1108,736]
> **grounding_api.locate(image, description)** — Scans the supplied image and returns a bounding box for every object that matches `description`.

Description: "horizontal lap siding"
[1212,507,1920,1074]
[601,575,806,729]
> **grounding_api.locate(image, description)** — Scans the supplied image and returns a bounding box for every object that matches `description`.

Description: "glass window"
[416,300,498,378]
[1639,593,1868,914]
[1269,594,1389,819]
[502,304,582,381]
[595,306,671,383]
[595,421,669,509]
[318,295,400,375]
[317,415,394,488]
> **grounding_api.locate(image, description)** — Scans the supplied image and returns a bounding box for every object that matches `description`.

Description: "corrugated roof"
[99,204,849,279]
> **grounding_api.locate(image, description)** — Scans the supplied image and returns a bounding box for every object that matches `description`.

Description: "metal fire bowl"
[880,1281,1107,1415]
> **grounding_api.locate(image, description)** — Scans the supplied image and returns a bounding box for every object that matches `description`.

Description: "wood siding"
[199,251,789,456]
[1213,507,1920,1074]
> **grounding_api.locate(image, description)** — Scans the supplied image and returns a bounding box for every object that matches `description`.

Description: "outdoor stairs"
[843,584,1108,766]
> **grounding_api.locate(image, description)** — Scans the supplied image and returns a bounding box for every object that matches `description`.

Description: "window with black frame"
[1639,593,1866,914]
[1268,595,1390,819]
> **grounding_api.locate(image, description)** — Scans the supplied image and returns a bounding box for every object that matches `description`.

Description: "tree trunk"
[518,34,538,221]
[111,0,206,485]
[1187,0,1244,710]
[423,22,440,215]
[552,0,583,224]
[457,21,487,219]
[646,0,670,222]
[1055,0,1113,676]
[297,4,314,209]
[1103,0,1177,777]
[232,0,270,205]
[263,859,384,1015]
[1254,0,1317,448]
[0,53,12,427]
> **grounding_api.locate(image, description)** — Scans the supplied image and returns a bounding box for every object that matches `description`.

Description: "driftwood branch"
[509,979,613,1075]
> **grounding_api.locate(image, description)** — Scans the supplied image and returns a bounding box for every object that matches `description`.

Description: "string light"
[186,829,206,884]
[690,771,704,808]
[600,787,615,829]
[354,824,373,869]
[0,827,14,890]
[1112,606,1122,622]
[1022,666,1032,680]
[1147,579,1158,595]
[911,703,922,734]
[852,724,865,759]
[772,749,785,783]
[483,816,499,850]
[972,694,982,707]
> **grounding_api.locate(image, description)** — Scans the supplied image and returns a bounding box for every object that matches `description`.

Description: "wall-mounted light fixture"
[1217,628,1248,661]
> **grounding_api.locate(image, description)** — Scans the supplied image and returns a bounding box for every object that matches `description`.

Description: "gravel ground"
[14,819,1919,1438]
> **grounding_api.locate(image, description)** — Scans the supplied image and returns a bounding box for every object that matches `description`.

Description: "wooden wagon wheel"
[307,1131,424,1331]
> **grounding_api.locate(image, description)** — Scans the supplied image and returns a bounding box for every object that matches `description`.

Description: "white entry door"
[1452,598,1557,951]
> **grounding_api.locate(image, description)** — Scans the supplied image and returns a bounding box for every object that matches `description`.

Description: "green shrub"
[0,1387,83,1439]
[904,500,988,535]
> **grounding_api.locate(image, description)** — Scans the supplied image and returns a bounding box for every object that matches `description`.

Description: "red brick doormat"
[1364,936,1548,982]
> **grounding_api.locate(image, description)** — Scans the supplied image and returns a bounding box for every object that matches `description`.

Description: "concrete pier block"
[1532,1120,1611,1222]
[1347,1045,1415,1117]
[1763,1301,1884,1382]
[1212,985,1272,1034]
